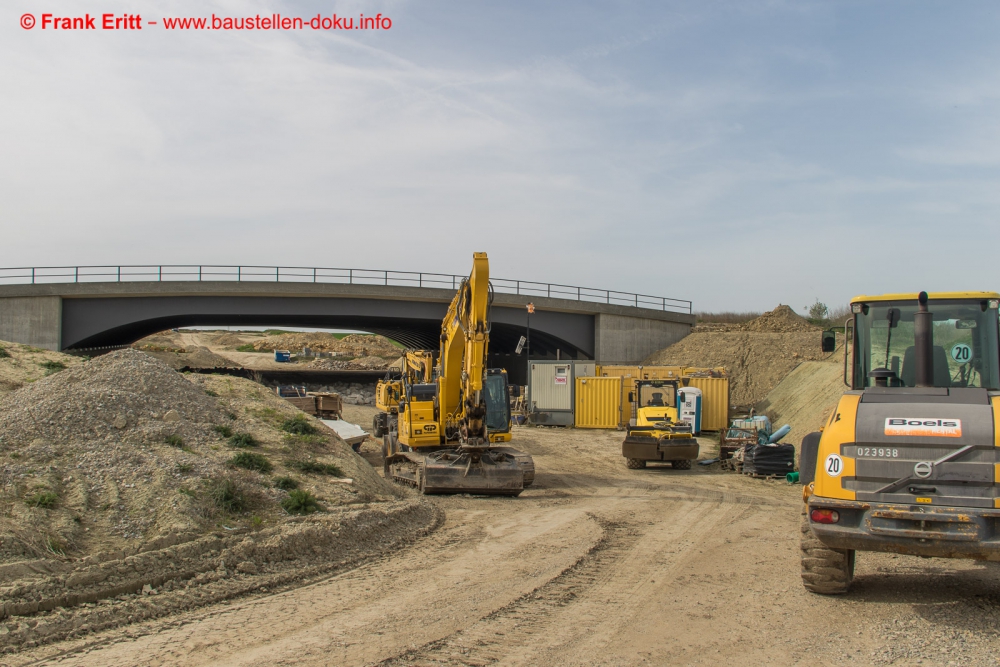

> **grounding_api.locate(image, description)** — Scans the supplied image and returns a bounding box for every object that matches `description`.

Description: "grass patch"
[207,477,247,512]
[0,346,9,359]
[228,432,259,448]
[25,491,58,509]
[178,486,196,497]
[165,434,184,448]
[40,360,67,375]
[250,515,264,529]
[175,462,194,474]
[281,489,321,515]
[286,459,343,477]
[273,476,299,491]
[281,414,317,436]
[236,343,267,352]
[204,388,219,397]
[212,424,234,438]
[229,451,273,473]
[46,537,67,556]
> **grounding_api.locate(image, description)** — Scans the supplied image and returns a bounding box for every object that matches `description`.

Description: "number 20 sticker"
[825,454,843,477]
[952,343,972,363]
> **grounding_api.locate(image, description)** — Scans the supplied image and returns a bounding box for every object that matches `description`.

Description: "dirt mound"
[0,340,84,397]
[693,306,817,334]
[740,305,817,333]
[250,333,400,357]
[308,355,392,371]
[0,349,401,565]
[643,305,824,409]
[643,330,828,409]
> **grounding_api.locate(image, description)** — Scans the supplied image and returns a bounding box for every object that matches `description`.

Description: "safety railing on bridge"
[0,265,692,314]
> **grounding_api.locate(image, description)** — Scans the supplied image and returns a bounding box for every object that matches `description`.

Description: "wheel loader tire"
[626,458,646,469]
[800,513,855,594]
[672,459,692,470]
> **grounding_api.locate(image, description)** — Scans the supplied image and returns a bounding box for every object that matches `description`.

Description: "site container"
[574,376,622,428]
[683,377,729,431]
[529,361,575,425]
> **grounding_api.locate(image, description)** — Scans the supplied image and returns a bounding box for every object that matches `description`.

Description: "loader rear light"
[810,509,840,524]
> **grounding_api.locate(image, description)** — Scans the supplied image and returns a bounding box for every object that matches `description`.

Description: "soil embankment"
[0,349,433,650]
[0,341,84,397]
[643,305,828,409]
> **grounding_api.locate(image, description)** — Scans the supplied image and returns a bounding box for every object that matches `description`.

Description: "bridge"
[0,265,694,367]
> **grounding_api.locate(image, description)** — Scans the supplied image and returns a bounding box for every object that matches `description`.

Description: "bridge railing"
[0,264,692,314]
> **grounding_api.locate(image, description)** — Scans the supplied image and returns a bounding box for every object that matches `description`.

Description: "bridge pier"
[0,296,61,351]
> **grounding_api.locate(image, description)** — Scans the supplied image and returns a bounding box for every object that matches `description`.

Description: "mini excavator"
[373,252,535,495]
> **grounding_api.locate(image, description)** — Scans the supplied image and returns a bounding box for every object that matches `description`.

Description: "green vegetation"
[207,477,247,512]
[273,476,299,491]
[175,462,194,474]
[229,451,273,473]
[250,515,264,529]
[204,388,219,397]
[286,459,343,477]
[281,489,321,515]
[25,491,58,509]
[212,424,234,438]
[40,360,67,375]
[228,432,259,448]
[281,414,317,436]
[236,343,268,352]
[46,537,67,556]
[178,486,196,497]
[165,434,185,448]
[0,346,10,359]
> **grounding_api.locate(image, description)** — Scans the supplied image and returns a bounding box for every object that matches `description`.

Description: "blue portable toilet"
[677,387,703,435]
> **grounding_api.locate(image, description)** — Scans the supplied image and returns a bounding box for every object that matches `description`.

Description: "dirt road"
[13,427,1000,666]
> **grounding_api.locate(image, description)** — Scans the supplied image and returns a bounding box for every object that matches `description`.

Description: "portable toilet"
[677,387,703,435]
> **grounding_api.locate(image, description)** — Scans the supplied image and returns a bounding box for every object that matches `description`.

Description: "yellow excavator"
[801,291,1000,593]
[373,252,535,495]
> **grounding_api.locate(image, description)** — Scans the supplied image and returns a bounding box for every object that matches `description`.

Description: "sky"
[4,0,1000,314]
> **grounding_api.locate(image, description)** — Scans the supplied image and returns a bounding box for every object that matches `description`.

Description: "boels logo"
[884,418,962,438]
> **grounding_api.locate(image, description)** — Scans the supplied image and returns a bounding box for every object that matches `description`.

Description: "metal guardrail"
[0,265,692,314]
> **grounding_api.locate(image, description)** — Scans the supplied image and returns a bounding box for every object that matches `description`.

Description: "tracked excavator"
[372,252,535,495]
[801,291,1000,594]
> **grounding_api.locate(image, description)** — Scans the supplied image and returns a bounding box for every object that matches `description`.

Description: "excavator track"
[384,447,531,496]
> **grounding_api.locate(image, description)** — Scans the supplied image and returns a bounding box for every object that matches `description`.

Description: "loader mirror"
[887,307,901,329]
[628,392,634,403]
[509,385,521,397]
[821,330,836,353]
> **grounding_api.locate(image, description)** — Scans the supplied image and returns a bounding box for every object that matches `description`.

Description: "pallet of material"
[282,396,317,413]
[308,392,343,419]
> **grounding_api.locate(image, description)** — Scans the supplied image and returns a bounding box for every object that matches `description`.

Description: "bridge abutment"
[0,296,62,351]
[594,312,690,365]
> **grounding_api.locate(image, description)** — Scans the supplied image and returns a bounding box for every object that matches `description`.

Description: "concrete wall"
[0,296,62,351]
[594,313,691,364]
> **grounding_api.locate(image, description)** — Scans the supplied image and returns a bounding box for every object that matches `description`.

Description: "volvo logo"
[914,461,933,478]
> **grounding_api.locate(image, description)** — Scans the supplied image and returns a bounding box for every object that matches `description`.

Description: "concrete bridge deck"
[0,265,694,364]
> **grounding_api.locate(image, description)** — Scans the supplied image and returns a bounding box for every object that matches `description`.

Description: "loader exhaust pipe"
[914,291,934,387]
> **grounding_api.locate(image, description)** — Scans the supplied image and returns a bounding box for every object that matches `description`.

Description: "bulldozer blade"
[420,449,524,496]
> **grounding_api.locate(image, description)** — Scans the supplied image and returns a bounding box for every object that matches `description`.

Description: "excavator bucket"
[420,448,524,496]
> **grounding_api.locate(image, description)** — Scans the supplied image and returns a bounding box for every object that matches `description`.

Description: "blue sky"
[4,1,1000,313]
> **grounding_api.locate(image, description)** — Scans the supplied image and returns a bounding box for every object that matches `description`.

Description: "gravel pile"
[0,349,399,564]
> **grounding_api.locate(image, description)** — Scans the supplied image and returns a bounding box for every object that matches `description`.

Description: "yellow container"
[683,376,730,431]
[597,366,730,431]
[575,376,623,428]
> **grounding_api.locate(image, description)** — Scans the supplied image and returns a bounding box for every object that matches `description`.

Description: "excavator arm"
[439,252,491,443]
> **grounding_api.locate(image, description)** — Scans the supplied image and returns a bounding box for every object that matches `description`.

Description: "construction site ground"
[12,418,1000,667]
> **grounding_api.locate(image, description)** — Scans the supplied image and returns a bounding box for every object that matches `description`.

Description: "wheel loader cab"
[801,291,1000,595]
[400,383,440,446]
[851,298,1000,389]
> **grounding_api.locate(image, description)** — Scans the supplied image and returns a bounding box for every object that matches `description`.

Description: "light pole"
[525,302,534,413]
